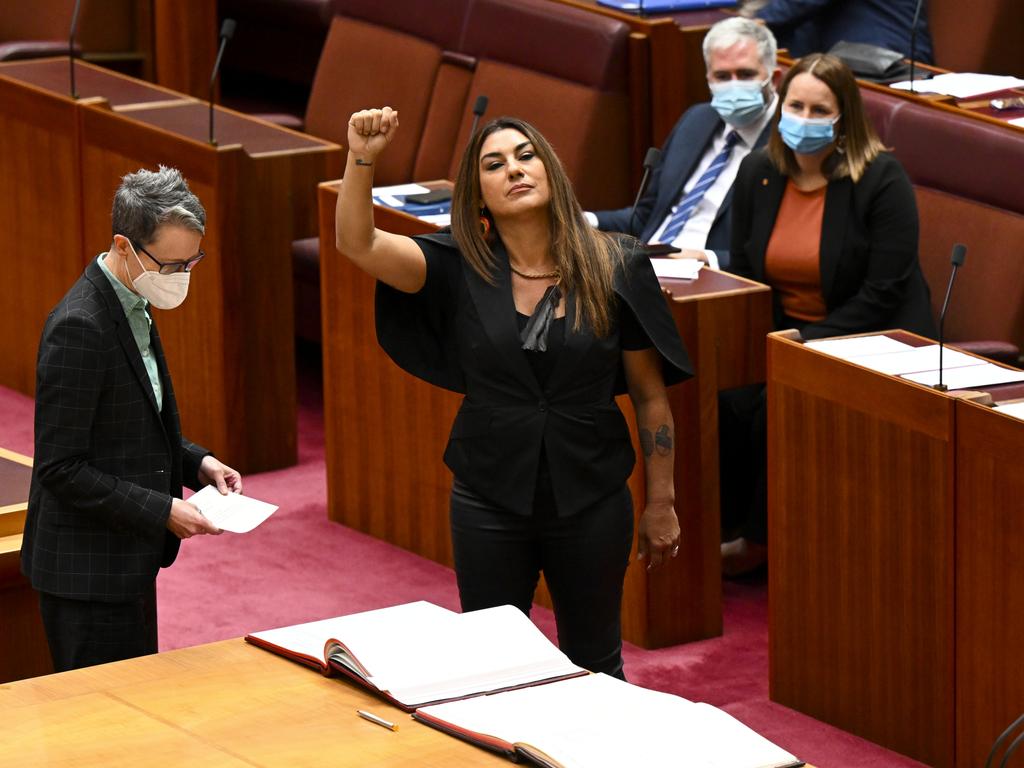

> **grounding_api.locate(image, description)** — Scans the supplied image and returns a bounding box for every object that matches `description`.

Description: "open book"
[245,602,586,711]
[415,673,804,768]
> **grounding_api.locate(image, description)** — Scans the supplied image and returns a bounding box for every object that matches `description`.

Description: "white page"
[249,601,455,671]
[902,362,1024,389]
[371,183,431,197]
[189,485,278,533]
[1011,117,1024,128]
[890,73,1024,98]
[418,674,799,768]
[805,335,912,358]
[357,605,582,706]
[994,401,1024,420]
[418,213,451,226]
[652,258,702,280]
[848,344,983,375]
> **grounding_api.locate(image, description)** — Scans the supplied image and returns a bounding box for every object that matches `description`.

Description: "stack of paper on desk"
[415,672,803,768]
[805,338,1024,390]
[246,602,585,710]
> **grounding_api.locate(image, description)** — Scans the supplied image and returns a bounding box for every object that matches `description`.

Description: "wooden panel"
[319,182,771,647]
[767,334,955,768]
[955,400,1024,768]
[0,640,505,767]
[0,73,86,396]
[152,0,217,99]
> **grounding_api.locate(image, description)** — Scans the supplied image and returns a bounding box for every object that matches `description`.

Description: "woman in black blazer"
[721,54,935,575]
[334,107,691,679]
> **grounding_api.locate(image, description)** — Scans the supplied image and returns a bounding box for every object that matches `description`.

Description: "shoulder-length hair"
[768,53,887,183]
[451,116,623,337]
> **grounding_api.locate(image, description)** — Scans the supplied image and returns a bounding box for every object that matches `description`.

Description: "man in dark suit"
[748,0,934,64]
[588,18,780,270]
[22,166,242,672]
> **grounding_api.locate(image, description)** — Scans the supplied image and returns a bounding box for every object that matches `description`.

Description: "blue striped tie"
[657,130,740,244]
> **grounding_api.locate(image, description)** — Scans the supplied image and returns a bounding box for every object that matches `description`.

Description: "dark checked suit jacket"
[22,259,209,602]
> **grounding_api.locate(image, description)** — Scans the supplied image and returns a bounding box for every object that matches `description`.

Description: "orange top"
[764,181,828,323]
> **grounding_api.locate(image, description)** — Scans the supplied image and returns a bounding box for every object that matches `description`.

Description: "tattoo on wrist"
[355,158,373,166]
[655,424,673,456]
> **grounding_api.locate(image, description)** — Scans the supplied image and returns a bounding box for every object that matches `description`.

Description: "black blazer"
[729,149,936,340]
[22,259,208,602]
[594,103,771,268]
[376,233,692,517]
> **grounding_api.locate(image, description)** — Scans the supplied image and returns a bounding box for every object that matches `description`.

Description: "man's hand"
[670,249,710,264]
[198,455,242,495]
[167,498,221,539]
[637,501,681,570]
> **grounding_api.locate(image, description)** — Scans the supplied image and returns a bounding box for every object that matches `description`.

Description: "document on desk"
[246,602,586,710]
[993,401,1024,420]
[847,344,983,375]
[890,73,1024,98]
[805,335,913,358]
[651,258,702,280]
[902,363,1024,390]
[415,672,803,768]
[189,485,278,533]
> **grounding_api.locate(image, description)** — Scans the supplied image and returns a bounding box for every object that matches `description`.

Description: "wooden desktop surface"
[0,639,507,767]
[318,181,771,648]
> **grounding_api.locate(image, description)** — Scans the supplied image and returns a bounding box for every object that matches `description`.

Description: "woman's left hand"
[637,500,680,570]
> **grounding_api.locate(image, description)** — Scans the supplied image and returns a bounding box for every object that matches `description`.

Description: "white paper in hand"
[189,485,278,533]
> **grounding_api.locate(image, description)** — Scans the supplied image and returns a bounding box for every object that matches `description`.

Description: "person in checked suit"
[589,17,781,270]
[22,166,242,672]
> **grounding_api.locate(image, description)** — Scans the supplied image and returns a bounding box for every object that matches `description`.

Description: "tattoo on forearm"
[639,428,654,457]
[655,425,672,456]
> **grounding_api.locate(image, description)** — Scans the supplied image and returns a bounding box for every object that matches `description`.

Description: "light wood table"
[0,638,506,767]
[319,181,772,648]
[0,447,52,683]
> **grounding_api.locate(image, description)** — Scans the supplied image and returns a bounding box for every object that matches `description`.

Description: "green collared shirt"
[97,254,163,411]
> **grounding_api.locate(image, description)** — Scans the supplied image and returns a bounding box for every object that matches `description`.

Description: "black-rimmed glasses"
[134,242,206,275]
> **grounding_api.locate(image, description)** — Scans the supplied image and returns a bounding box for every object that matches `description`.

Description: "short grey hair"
[111,165,206,245]
[702,17,777,75]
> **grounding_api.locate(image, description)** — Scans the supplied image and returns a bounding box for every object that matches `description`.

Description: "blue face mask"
[709,78,770,128]
[778,112,840,154]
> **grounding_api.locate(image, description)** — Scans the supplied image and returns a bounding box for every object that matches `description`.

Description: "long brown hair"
[451,116,623,337]
[768,53,886,182]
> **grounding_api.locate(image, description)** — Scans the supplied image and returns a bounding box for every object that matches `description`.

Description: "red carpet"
[0,351,927,768]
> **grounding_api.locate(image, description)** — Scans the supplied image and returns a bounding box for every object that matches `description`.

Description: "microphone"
[934,243,967,391]
[629,147,662,237]
[469,95,489,142]
[208,18,237,146]
[908,0,924,93]
[983,712,1024,768]
[68,0,82,99]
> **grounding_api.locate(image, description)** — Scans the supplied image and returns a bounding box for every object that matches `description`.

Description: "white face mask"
[126,241,190,310]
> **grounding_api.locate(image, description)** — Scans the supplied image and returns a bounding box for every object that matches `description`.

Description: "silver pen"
[357,709,399,731]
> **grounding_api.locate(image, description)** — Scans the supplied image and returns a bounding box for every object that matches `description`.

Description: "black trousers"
[718,383,768,545]
[38,583,158,672]
[450,477,634,680]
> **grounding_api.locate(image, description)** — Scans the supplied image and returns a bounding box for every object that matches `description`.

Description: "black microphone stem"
[209,19,236,146]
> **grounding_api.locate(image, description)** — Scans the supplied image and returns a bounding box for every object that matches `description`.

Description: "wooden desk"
[767,331,1024,768]
[319,182,771,648]
[0,638,506,767]
[0,448,52,683]
[0,58,343,473]
[954,399,1024,768]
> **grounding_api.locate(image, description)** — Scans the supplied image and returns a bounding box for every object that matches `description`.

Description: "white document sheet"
[804,335,913,358]
[651,258,702,280]
[902,363,1024,389]
[418,213,451,226]
[417,673,800,768]
[189,485,278,533]
[371,183,431,197]
[994,401,1024,420]
[1011,117,1024,128]
[848,344,983,375]
[890,73,1024,98]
